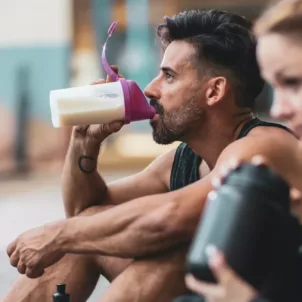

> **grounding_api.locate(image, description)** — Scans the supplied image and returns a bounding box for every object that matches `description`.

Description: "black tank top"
[170,118,292,191]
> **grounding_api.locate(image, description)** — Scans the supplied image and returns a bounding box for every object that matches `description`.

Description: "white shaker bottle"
[49,20,156,128]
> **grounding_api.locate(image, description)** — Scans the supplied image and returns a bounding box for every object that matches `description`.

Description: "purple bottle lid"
[101,21,156,124]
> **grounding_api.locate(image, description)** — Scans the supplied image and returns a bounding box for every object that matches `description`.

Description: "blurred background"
[0,0,272,300]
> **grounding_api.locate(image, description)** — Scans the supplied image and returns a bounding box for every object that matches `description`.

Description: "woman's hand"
[185,247,257,302]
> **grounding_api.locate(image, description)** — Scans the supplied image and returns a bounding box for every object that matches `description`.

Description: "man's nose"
[144,77,161,100]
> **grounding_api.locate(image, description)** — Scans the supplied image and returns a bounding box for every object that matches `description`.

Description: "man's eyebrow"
[160,66,178,75]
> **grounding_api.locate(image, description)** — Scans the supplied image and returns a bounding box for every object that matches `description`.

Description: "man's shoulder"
[146,143,199,189]
[144,147,178,187]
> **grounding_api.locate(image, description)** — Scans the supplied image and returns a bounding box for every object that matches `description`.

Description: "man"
[3,9,302,302]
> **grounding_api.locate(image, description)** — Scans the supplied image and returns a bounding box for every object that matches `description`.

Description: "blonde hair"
[254,0,302,36]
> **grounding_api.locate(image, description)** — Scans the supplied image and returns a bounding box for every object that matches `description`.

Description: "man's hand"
[185,248,257,302]
[61,65,128,216]
[6,222,66,278]
[73,65,125,147]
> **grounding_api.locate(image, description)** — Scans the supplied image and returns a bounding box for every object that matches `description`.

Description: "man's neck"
[184,112,254,170]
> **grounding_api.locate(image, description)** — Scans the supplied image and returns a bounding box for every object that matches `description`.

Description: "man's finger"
[26,267,45,279]
[7,240,17,257]
[111,65,118,73]
[185,274,224,297]
[93,67,122,85]
[9,250,19,267]
[108,121,124,133]
[91,79,106,85]
[17,261,26,274]
[106,65,119,82]
[95,121,123,138]
[74,125,90,136]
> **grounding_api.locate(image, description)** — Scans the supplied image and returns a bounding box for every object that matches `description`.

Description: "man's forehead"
[161,40,196,72]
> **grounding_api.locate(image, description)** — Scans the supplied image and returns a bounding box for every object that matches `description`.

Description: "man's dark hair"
[157,10,264,108]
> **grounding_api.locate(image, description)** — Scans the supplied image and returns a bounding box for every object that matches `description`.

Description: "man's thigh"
[99,246,189,302]
[80,204,188,299]
[94,255,133,282]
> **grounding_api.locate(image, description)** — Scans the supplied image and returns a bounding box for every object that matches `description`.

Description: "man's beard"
[149,96,203,145]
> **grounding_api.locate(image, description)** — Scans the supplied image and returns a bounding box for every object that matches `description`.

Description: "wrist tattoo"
[78,155,97,174]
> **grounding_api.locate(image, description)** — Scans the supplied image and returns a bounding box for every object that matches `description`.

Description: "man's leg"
[2,254,102,302]
[99,246,189,302]
[3,247,188,302]
[2,205,189,302]
[2,205,132,302]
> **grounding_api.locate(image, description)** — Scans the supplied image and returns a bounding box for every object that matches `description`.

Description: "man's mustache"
[149,99,164,115]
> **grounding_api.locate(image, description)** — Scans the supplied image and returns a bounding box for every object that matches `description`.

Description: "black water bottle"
[53,284,70,302]
[186,164,298,291]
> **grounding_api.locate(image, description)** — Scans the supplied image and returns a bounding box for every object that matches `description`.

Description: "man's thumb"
[108,121,124,133]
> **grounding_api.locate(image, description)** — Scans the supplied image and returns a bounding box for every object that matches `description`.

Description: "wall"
[0,0,72,173]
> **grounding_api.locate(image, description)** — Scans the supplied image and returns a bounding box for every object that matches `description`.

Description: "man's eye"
[165,73,173,80]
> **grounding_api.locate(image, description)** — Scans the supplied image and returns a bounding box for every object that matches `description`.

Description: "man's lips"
[152,113,160,121]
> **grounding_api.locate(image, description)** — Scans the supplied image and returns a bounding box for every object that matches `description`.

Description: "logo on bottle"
[99,93,119,99]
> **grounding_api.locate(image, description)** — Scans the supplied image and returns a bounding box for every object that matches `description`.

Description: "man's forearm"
[58,177,210,258]
[59,191,198,258]
[62,132,108,217]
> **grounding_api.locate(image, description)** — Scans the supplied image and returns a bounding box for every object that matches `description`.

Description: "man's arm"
[60,185,205,258]
[59,131,302,257]
[62,131,176,217]
[8,130,302,278]
[61,70,174,218]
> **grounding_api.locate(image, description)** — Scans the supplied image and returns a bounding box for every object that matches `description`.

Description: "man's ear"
[205,77,228,106]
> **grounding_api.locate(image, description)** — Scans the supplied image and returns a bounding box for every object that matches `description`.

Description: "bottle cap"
[102,21,156,124]
[53,284,70,302]
[120,79,156,123]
